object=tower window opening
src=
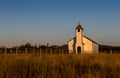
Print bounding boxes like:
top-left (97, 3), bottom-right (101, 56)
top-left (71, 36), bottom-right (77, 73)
top-left (78, 29), bottom-right (80, 32)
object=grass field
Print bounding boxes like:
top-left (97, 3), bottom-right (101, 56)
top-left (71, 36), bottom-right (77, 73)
top-left (0, 53), bottom-right (120, 78)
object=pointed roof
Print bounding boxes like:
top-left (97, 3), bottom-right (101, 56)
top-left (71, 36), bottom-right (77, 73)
top-left (83, 36), bottom-right (98, 44)
top-left (75, 22), bottom-right (83, 30)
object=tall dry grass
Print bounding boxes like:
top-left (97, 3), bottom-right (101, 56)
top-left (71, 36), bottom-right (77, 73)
top-left (0, 53), bottom-right (120, 78)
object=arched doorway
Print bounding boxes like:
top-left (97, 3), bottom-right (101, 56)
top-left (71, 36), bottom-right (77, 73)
top-left (77, 46), bottom-right (81, 53)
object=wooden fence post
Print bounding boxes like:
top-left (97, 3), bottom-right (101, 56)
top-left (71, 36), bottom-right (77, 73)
top-left (16, 48), bottom-right (18, 55)
top-left (33, 48), bottom-right (35, 54)
top-left (46, 48), bottom-right (48, 54)
top-left (62, 49), bottom-right (64, 54)
top-left (50, 49), bottom-right (52, 54)
top-left (25, 48), bottom-right (27, 54)
top-left (39, 48), bottom-right (41, 54)
top-left (10, 49), bottom-right (12, 53)
top-left (0, 49), bottom-right (1, 53)
top-left (110, 50), bottom-right (112, 54)
top-left (4, 48), bottom-right (7, 58)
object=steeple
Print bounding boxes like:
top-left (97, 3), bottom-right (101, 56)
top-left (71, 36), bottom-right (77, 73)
top-left (75, 22), bottom-right (83, 30)
top-left (78, 21), bottom-right (80, 25)
top-left (75, 22), bottom-right (84, 53)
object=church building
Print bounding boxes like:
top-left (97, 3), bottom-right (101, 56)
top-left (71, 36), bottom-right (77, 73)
top-left (68, 23), bottom-right (99, 53)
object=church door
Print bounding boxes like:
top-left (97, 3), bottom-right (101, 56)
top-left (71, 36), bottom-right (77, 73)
top-left (77, 46), bottom-right (81, 53)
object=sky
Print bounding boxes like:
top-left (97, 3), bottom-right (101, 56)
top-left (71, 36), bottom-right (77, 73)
top-left (0, 0), bottom-right (120, 47)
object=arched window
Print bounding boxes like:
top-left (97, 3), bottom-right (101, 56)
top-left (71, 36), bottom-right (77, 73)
top-left (78, 29), bottom-right (80, 32)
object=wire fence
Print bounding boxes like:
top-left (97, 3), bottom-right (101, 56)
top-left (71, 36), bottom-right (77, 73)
top-left (0, 47), bottom-right (68, 55)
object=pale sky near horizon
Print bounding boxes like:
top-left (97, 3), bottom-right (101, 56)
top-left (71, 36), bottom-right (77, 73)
top-left (0, 0), bottom-right (120, 47)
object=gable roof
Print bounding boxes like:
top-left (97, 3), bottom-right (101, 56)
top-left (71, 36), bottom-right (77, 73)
top-left (68, 36), bottom-right (98, 45)
top-left (68, 37), bottom-right (76, 42)
top-left (83, 36), bottom-right (98, 44)
top-left (75, 24), bottom-right (83, 30)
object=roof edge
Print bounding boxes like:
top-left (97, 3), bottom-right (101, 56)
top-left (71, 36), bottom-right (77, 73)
top-left (67, 37), bottom-right (76, 43)
top-left (83, 36), bottom-right (99, 44)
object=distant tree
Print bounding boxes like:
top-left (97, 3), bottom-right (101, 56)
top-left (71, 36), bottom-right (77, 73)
top-left (46, 43), bottom-right (49, 47)
top-left (61, 44), bottom-right (68, 49)
top-left (24, 43), bottom-right (32, 48)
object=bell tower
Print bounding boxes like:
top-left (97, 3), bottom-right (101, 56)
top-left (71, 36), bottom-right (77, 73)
top-left (75, 22), bottom-right (84, 53)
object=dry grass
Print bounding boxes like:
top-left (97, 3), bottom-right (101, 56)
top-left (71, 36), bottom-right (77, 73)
top-left (0, 53), bottom-right (120, 78)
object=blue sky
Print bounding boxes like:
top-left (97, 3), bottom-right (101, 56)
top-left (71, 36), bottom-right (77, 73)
top-left (0, 0), bottom-right (120, 47)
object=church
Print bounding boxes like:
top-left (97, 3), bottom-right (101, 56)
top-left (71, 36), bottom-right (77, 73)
top-left (68, 23), bottom-right (99, 53)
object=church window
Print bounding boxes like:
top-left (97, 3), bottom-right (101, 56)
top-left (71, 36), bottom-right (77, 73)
top-left (78, 29), bottom-right (80, 32)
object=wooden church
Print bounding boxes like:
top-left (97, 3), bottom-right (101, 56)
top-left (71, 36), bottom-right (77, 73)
top-left (68, 23), bottom-right (99, 53)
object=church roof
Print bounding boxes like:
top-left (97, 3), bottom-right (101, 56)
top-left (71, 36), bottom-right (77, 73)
top-left (75, 23), bottom-right (83, 30)
top-left (83, 36), bottom-right (98, 44)
top-left (68, 37), bottom-right (76, 42)
top-left (68, 36), bottom-right (98, 45)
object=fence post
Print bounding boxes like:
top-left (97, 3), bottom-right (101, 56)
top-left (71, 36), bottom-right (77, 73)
top-left (4, 48), bottom-right (7, 58)
top-left (25, 48), bottom-right (27, 54)
top-left (46, 48), bottom-right (48, 54)
top-left (33, 48), bottom-right (35, 54)
top-left (110, 50), bottom-right (112, 54)
top-left (16, 47), bottom-right (18, 55)
top-left (10, 49), bottom-right (12, 53)
top-left (50, 49), bottom-right (52, 54)
top-left (0, 49), bottom-right (1, 53)
top-left (62, 49), bottom-right (64, 54)
top-left (39, 48), bottom-right (41, 54)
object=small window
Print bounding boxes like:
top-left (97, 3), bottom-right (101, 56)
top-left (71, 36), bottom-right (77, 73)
top-left (78, 29), bottom-right (80, 32)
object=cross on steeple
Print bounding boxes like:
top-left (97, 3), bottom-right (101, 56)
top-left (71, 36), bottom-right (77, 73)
top-left (75, 21), bottom-right (83, 30)
top-left (78, 21), bottom-right (80, 25)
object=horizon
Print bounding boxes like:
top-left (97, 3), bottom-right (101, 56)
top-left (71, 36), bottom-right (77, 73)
top-left (0, 0), bottom-right (120, 47)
